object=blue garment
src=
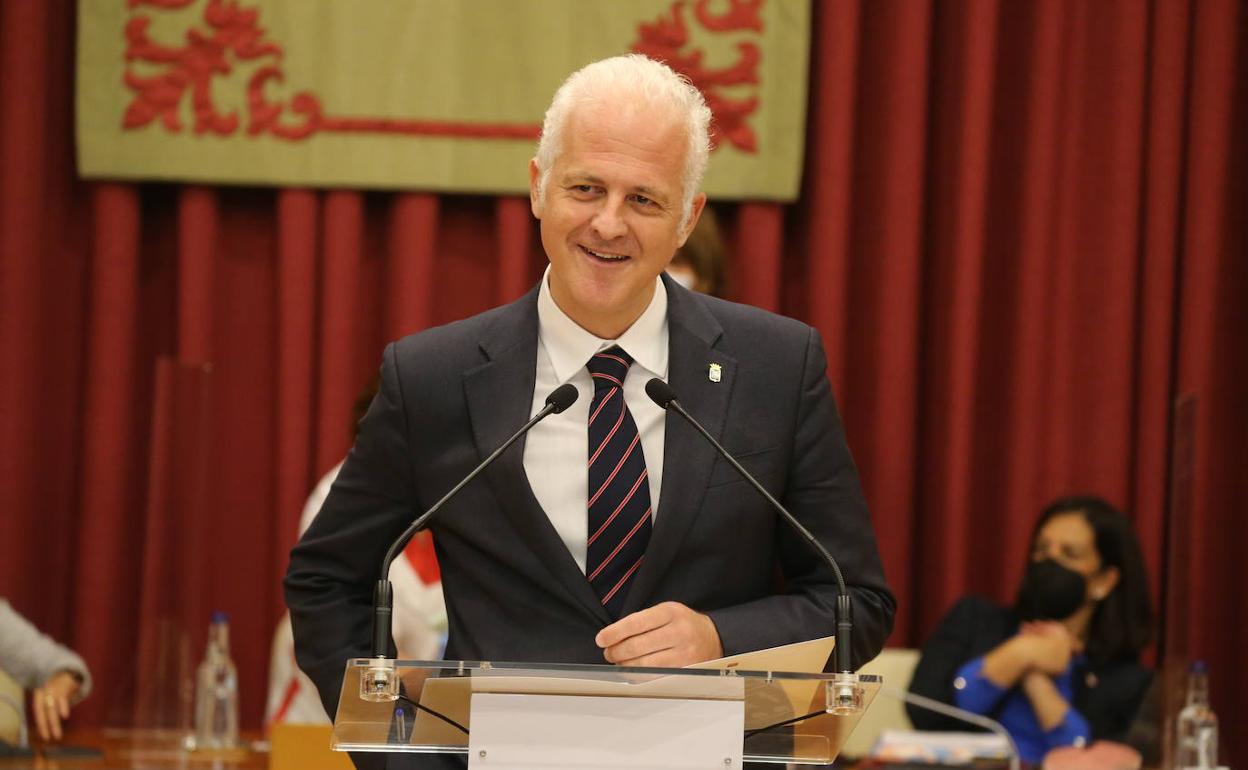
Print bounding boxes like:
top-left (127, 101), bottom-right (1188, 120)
top-left (908, 597), bottom-right (1152, 752)
top-left (953, 655), bottom-right (1091, 764)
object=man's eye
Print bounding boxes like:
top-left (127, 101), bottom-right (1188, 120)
top-left (631, 194), bottom-right (653, 206)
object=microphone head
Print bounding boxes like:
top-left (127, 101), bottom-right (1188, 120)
top-left (545, 383), bottom-right (579, 413)
top-left (644, 378), bottom-right (678, 409)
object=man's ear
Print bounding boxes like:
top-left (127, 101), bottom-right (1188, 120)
top-left (529, 159), bottom-right (544, 218)
top-left (675, 193), bottom-right (707, 248)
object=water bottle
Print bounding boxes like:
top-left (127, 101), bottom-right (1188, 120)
top-left (192, 611), bottom-right (239, 750)
top-left (1175, 661), bottom-right (1218, 769)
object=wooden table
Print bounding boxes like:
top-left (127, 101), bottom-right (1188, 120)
top-left (1, 729), bottom-right (267, 770)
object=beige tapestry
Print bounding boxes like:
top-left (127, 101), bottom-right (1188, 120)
top-left (78, 0), bottom-right (810, 199)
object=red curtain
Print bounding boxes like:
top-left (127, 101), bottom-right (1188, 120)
top-left (2, 0), bottom-right (1244, 763)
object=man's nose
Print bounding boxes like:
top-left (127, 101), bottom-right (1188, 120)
top-left (590, 197), bottom-right (628, 241)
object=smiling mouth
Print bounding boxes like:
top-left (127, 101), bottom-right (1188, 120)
top-left (580, 245), bottom-right (630, 262)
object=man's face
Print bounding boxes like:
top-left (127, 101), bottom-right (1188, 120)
top-left (530, 102), bottom-right (706, 339)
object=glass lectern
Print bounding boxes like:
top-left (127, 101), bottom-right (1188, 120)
top-left (332, 658), bottom-right (880, 768)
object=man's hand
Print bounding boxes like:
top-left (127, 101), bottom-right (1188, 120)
top-left (31, 670), bottom-right (80, 742)
top-left (595, 602), bottom-right (723, 667)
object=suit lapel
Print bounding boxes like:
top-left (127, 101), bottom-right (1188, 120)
top-left (462, 288), bottom-right (611, 626)
top-left (622, 277), bottom-right (735, 615)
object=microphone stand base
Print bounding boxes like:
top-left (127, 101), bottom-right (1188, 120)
top-left (827, 672), bottom-right (865, 715)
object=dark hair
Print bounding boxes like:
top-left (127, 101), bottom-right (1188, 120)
top-left (671, 206), bottom-right (726, 297)
top-left (1028, 495), bottom-right (1155, 663)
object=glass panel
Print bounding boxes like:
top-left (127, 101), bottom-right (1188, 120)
top-left (332, 659), bottom-right (880, 765)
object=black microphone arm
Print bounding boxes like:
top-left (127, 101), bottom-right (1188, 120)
top-left (644, 377), bottom-right (864, 711)
top-left (369, 383), bottom-right (579, 661)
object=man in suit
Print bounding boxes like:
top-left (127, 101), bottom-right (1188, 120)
top-left (285, 53), bottom-right (894, 742)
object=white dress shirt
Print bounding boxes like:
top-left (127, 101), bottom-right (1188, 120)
top-left (523, 268), bottom-right (668, 573)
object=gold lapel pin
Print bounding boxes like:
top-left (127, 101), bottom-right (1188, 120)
top-left (708, 363), bottom-right (722, 383)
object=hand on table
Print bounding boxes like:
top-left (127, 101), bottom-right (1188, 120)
top-left (31, 670), bottom-right (81, 741)
top-left (595, 601), bottom-right (723, 667)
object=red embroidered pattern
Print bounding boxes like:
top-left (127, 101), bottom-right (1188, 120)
top-left (122, 0), bottom-right (542, 141)
top-left (631, 0), bottom-right (764, 153)
top-left (121, 0), bottom-right (764, 150)
top-left (123, 0), bottom-right (280, 135)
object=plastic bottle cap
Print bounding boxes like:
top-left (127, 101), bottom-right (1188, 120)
top-left (211, 611), bottom-right (229, 624)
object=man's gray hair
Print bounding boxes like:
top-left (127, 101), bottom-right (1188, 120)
top-left (534, 54), bottom-right (712, 231)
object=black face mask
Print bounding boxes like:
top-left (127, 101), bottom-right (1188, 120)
top-left (1015, 559), bottom-right (1087, 621)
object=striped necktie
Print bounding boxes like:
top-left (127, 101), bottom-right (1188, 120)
top-left (585, 346), bottom-right (652, 618)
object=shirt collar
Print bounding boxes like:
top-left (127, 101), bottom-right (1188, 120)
top-left (537, 265), bottom-right (669, 383)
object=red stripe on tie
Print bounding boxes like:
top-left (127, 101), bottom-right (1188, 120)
top-left (588, 508), bottom-right (651, 581)
top-left (587, 401), bottom-right (627, 469)
top-left (587, 432), bottom-right (640, 508)
top-left (595, 352), bottom-right (629, 368)
top-left (587, 469), bottom-right (649, 546)
top-left (592, 372), bottom-right (625, 389)
top-left (601, 556), bottom-right (644, 605)
top-left (588, 387), bottom-right (619, 426)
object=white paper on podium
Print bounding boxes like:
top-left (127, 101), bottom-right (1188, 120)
top-left (687, 634), bottom-right (836, 674)
top-left (688, 635), bottom-right (839, 733)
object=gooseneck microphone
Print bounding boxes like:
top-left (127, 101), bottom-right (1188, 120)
top-left (370, 383), bottom-right (579, 660)
top-left (644, 378), bottom-right (860, 696)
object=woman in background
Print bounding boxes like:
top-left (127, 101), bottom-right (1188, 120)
top-left (0, 598), bottom-right (92, 742)
top-left (907, 496), bottom-right (1154, 764)
top-left (665, 205), bottom-right (725, 297)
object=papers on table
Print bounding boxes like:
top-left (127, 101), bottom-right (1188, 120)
top-left (869, 729), bottom-right (1012, 764)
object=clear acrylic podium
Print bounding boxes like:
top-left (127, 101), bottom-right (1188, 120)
top-left (332, 658), bottom-right (880, 768)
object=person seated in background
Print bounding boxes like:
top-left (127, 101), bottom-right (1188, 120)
top-left (265, 377), bottom-right (446, 725)
top-left (907, 496), bottom-right (1154, 765)
top-left (0, 598), bottom-right (92, 742)
top-left (665, 205), bottom-right (725, 297)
